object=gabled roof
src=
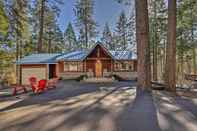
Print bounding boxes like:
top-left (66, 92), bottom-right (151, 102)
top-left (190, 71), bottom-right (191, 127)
top-left (83, 42), bottom-right (115, 60)
top-left (17, 42), bottom-right (137, 65)
top-left (17, 53), bottom-right (60, 64)
top-left (56, 50), bottom-right (87, 61)
top-left (56, 43), bottom-right (137, 61)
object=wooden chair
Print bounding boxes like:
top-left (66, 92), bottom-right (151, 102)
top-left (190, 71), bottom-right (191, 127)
top-left (34, 79), bottom-right (47, 93)
top-left (29, 77), bottom-right (37, 92)
top-left (185, 74), bottom-right (197, 90)
top-left (29, 77), bottom-right (47, 93)
top-left (47, 77), bottom-right (59, 89)
top-left (12, 84), bottom-right (28, 96)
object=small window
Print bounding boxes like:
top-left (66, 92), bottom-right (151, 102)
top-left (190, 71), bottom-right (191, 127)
top-left (64, 62), bottom-right (80, 72)
top-left (115, 62), bottom-right (119, 71)
top-left (121, 62), bottom-right (126, 70)
top-left (64, 63), bottom-right (69, 71)
top-left (69, 63), bottom-right (78, 71)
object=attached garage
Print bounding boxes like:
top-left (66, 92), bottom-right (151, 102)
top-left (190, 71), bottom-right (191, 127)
top-left (17, 54), bottom-right (60, 85)
top-left (21, 65), bottom-right (47, 84)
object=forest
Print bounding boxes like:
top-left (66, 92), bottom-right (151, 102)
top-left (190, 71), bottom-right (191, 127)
top-left (0, 0), bottom-right (196, 90)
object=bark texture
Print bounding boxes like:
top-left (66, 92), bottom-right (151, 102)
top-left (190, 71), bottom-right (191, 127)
top-left (135, 0), bottom-right (151, 89)
top-left (37, 0), bottom-right (45, 53)
top-left (165, 0), bottom-right (177, 91)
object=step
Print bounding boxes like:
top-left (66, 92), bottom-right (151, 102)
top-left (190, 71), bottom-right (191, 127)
top-left (82, 77), bottom-right (116, 83)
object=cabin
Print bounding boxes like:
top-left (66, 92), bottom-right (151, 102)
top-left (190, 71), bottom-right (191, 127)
top-left (17, 43), bottom-right (137, 84)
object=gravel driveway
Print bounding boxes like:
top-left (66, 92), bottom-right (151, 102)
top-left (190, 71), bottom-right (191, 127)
top-left (0, 81), bottom-right (137, 131)
top-left (0, 80), bottom-right (197, 131)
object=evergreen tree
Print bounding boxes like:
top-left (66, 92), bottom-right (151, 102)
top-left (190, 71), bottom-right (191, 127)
top-left (33, 0), bottom-right (63, 53)
top-left (64, 22), bottom-right (77, 51)
top-left (116, 11), bottom-right (128, 50)
top-left (52, 25), bottom-right (64, 53)
top-left (74, 0), bottom-right (97, 49)
top-left (31, 0), bottom-right (63, 53)
top-left (0, 1), bottom-right (9, 37)
top-left (111, 32), bottom-right (119, 50)
top-left (148, 0), bottom-right (167, 81)
top-left (127, 11), bottom-right (136, 52)
top-left (101, 23), bottom-right (113, 50)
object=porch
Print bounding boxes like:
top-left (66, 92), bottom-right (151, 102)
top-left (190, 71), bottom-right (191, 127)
top-left (59, 71), bottom-right (137, 81)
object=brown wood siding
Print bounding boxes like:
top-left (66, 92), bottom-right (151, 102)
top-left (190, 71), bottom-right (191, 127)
top-left (57, 44), bottom-right (137, 78)
top-left (101, 60), bottom-right (112, 72)
top-left (86, 60), bottom-right (96, 73)
top-left (21, 64), bottom-right (46, 68)
top-left (58, 61), bottom-right (64, 72)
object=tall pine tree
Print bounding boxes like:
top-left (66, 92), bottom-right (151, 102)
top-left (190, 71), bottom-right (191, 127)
top-left (74, 0), bottom-right (97, 49)
top-left (127, 11), bottom-right (136, 52)
top-left (34, 0), bottom-right (63, 53)
top-left (116, 11), bottom-right (128, 50)
top-left (64, 22), bottom-right (77, 51)
top-left (101, 23), bottom-right (113, 50)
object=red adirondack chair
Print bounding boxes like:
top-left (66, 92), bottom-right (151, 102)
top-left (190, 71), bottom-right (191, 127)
top-left (35, 79), bottom-right (47, 93)
top-left (29, 77), bottom-right (37, 92)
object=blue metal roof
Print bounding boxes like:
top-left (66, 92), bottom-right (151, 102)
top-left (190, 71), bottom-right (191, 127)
top-left (56, 50), bottom-right (87, 61)
top-left (110, 51), bottom-right (137, 60)
top-left (56, 50), bottom-right (137, 61)
top-left (17, 43), bottom-right (137, 65)
top-left (17, 54), bottom-right (60, 64)
top-left (55, 43), bottom-right (137, 61)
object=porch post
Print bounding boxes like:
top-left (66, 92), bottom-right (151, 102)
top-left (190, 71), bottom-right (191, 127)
top-left (56, 63), bottom-right (59, 77)
top-left (46, 64), bottom-right (49, 80)
top-left (111, 60), bottom-right (113, 73)
top-left (85, 60), bottom-right (87, 74)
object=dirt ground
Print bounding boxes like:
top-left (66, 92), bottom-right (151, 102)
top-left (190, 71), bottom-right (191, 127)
top-left (0, 80), bottom-right (197, 131)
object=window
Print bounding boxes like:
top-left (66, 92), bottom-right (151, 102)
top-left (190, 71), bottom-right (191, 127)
top-left (129, 62), bottom-right (134, 71)
top-left (121, 62), bottom-right (126, 70)
top-left (64, 63), bottom-right (69, 71)
top-left (69, 63), bottom-right (78, 71)
top-left (114, 61), bottom-right (134, 71)
top-left (64, 62), bottom-right (83, 72)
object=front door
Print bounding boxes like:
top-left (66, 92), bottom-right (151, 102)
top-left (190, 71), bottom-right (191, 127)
top-left (95, 60), bottom-right (102, 77)
top-left (49, 64), bottom-right (56, 79)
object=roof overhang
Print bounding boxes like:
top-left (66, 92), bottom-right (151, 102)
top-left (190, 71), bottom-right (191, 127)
top-left (82, 42), bottom-right (115, 61)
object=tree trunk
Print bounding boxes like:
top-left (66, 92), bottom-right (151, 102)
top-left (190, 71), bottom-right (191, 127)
top-left (16, 32), bottom-right (19, 84)
top-left (85, 23), bottom-right (88, 49)
top-left (192, 49), bottom-right (196, 74)
top-left (152, 0), bottom-right (158, 81)
top-left (135, 0), bottom-right (151, 90)
top-left (190, 3), bottom-right (196, 74)
top-left (153, 38), bottom-right (158, 81)
top-left (37, 0), bottom-right (45, 53)
top-left (48, 38), bottom-right (52, 53)
top-left (165, 0), bottom-right (176, 92)
top-left (123, 32), bottom-right (126, 50)
top-left (19, 40), bottom-right (22, 59)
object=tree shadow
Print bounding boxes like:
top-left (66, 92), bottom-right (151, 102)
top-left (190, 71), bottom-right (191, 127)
top-left (175, 96), bottom-right (197, 118)
top-left (154, 91), bottom-right (197, 131)
top-left (0, 81), bottom-right (102, 112)
top-left (116, 88), bottom-right (161, 131)
top-left (0, 81), bottom-right (136, 131)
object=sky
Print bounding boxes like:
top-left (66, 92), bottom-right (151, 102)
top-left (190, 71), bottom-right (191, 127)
top-left (57, 0), bottom-right (134, 38)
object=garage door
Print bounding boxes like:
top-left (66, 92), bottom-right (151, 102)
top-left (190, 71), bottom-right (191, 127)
top-left (22, 67), bottom-right (46, 84)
